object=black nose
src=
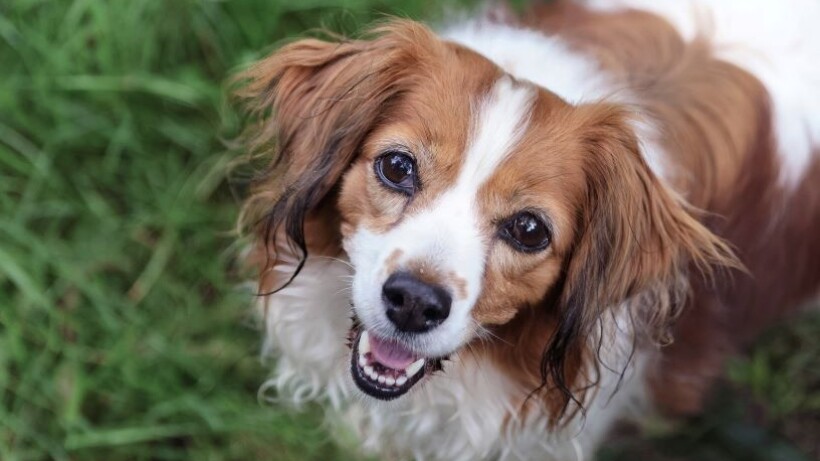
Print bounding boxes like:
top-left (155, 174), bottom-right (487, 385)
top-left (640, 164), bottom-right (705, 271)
top-left (382, 272), bottom-right (452, 333)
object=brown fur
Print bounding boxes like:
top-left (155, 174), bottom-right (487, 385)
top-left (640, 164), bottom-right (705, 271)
top-left (526, 3), bottom-right (820, 415)
top-left (481, 102), bottom-right (738, 422)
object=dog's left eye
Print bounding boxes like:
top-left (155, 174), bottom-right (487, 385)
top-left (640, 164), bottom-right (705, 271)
top-left (500, 211), bottom-right (552, 253)
top-left (375, 151), bottom-right (417, 195)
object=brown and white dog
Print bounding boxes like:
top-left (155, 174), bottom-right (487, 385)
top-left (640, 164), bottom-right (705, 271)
top-left (237, 1), bottom-right (820, 459)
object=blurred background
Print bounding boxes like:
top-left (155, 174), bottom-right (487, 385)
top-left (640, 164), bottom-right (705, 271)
top-left (0, 1), bottom-right (817, 460)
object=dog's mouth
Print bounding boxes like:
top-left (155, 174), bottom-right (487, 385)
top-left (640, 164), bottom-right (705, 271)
top-left (349, 327), bottom-right (441, 400)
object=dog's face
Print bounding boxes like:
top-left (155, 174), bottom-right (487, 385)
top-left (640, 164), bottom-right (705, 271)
top-left (240, 21), bottom-right (732, 410)
top-left (338, 74), bottom-right (592, 398)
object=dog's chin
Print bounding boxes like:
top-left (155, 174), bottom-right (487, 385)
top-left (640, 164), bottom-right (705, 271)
top-left (349, 326), bottom-right (444, 401)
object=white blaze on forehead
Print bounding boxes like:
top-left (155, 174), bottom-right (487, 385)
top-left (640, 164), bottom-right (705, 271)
top-left (398, 76), bottom-right (535, 281)
top-left (345, 77), bottom-right (535, 357)
top-left (461, 76), bottom-right (536, 187)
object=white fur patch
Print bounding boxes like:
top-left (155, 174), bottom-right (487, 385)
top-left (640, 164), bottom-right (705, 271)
top-left (258, 253), bottom-right (354, 409)
top-left (461, 76), bottom-right (536, 185)
top-left (585, 0), bottom-right (820, 187)
top-left (344, 77), bottom-right (534, 359)
top-left (443, 22), bottom-right (614, 104)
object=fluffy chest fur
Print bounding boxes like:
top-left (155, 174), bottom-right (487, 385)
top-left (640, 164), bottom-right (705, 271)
top-left (260, 255), bottom-right (649, 460)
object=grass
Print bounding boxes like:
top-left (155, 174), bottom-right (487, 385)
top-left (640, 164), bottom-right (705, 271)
top-left (0, 1), bottom-right (817, 460)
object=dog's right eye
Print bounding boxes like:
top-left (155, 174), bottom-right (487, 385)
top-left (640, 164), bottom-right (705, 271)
top-left (375, 151), bottom-right (417, 195)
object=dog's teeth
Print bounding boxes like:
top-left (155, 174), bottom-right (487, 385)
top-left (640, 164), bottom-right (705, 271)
top-left (396, 376), bottom-right (407, 386)
top-left (358, 354), bottom-right (367, 367)
top-left (405, 359), bottom-right (425, 377)
top-left (364, 365), bottom-right (374, 378)
top-left (378, 375), bottom-right (386, 384)
top-left (359, 331), bottom-right (371, 354)
top-left (386, 376), bottom-right (395, 386)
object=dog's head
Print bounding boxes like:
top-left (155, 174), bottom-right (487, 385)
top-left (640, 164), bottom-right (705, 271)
top-left (239, 21), bottom-right (735, 420)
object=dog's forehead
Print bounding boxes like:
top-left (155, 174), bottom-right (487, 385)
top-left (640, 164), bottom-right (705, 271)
top-left (365, 77), bottom-right (537, 253)
top-left (388, 77), bottom-right (582, 217)
top-left (371, 38), bottom-right (583, 175)
top-left (457, 77), bottom-right (537, 190)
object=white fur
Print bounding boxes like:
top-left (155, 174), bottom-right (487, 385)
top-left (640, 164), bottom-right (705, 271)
top-left (443, 22), bottom-right (614, 104)
top-left (259, 252), bottom-right (354, 409)
top-left (585, 0), bottom-right (820, 187)
top-left (261, 255), bottom-right (650, 461)
top-left (345, 77), bottom-right (535, 359)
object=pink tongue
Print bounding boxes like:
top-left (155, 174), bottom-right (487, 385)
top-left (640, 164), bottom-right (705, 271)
top-left (368, 333), bottom-right (418, 370)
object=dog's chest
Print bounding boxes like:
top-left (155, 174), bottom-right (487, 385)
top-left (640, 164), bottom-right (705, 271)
top-left (258, 256), bottom-right (638, 461)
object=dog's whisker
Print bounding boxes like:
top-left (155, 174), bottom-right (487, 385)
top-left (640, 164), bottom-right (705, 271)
top-left (313, 255), bottom-right (355, 269)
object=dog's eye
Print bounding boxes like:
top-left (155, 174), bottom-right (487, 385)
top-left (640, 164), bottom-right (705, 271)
top-left (500, 211), bottom-right (551, 252)
top-left (375, 151), bottom-right (417, 194)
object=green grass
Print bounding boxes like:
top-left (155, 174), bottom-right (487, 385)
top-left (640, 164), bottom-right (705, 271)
top-left (0, 1), bottom-right (817, 460)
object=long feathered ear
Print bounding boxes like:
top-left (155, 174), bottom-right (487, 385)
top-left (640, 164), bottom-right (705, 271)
top-left (540, 105), bottom-right (741, 421)
top-left (236, 21), bottom-right (441, 289)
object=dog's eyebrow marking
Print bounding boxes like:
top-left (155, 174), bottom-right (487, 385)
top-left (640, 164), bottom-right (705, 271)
top-left (459, 76), bottom-right (535, 189)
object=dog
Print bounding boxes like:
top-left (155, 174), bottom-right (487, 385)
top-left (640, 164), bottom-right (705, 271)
top-left (236, 1), bottom-right (820, 459)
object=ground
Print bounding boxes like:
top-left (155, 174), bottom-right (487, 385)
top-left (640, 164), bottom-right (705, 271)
top-left (0, 1), bottom-right (817, 460)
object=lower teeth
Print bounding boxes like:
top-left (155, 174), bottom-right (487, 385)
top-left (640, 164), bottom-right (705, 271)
top-left (360, 357), bottom-right (410, 387)
top-left (357, 332), bottom-right (426, 388)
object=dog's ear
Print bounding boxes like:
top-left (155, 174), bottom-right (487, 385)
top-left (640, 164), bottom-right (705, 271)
top-left (237, 21), bottom-right (441, 286)
top-left (540, 105), bottom-right (740, 420)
